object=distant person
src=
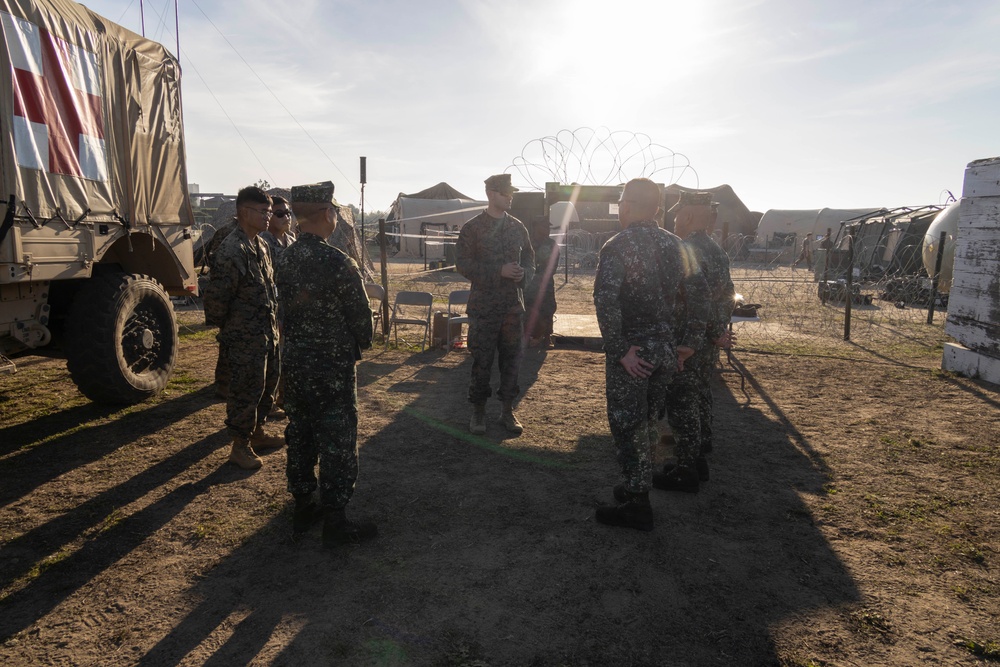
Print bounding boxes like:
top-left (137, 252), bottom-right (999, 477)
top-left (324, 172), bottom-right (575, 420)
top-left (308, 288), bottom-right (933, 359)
top-left (593, 178), bottom-right (708, 531)
top-left (792, 233), bottom-right (813, 270)
top-left (654, 191), bottom-right (735, 493)
top-left (456, 174), bottom-right (534, 435)
top-left (275, 181), bottom-right (376, 546)
top-left (202, 186), bottom-right (284, 470)
top-left (525, 217), bottom-right (559, 348)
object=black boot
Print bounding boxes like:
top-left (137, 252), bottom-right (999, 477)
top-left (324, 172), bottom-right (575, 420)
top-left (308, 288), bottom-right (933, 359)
top-left (292, 493), bottom-right (322, 536)
top-left (322, 507), bottom-right (378, 547)
top-left (652, 464), bottom-right (700, 493)
top-left (595, 493), bottom-right (654, 532)
top-left (661, 456), bottom-right (710, 482)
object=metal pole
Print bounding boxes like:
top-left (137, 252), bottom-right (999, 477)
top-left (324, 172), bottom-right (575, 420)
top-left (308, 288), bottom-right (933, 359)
top-left (927, 230), bottom-right (947, 325)
top-left (140, 0), bottom-right (145, 36)
top-left (844, 231), bottom-right (854, 341)
top-left (820, 227), bottom-right (832, 305)
top-left (378, 218), bottom-right (390, 335)
top-left (360, 157), bottom-right (367, 266)
top-left (174, 0), bottom-right (180, 62)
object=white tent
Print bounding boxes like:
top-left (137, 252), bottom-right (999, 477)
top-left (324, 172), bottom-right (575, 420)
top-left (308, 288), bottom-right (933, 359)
top-left (754, 208), bottom-right (883, 246)
top-left (387, 183), bottom-right (486, 258)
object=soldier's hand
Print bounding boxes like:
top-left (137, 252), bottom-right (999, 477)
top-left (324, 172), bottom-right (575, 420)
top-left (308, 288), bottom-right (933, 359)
top-left (676, 345), bottom-right (695, 372)
top-left (501, 262), bottom-right (524, 281)
top-left (713, 332), bottom-right (735, 349)
top-left (620, 346), bottom-right (653, 378)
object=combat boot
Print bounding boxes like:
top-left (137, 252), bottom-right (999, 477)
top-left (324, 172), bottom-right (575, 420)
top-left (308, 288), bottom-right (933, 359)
top-left (652, 464), bottom-right (700, 493)
top-left (595, 492), bottom-right (654, 532)
top-left (292, 493), bottom-right (322, 536)
top-left (613, 484), bottom-right (647, 504)
top-left (500, 401), bottom-right (523, 435)
top-left (662, 456), bottom-right (710, 482)
top-left (228, 436), bottom-right (263, 470)
top-left (251, 424), bottom-right (285, 450)
top-left (469, 403), bottom-right (487, 435)
top-left (322, 507), bottom-right (378, 547)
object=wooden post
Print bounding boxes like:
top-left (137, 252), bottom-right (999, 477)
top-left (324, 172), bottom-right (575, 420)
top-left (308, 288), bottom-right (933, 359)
top-left (844, 231), bottom-right (854, 341)
top-left (378, 218), bottom-right (390, 334)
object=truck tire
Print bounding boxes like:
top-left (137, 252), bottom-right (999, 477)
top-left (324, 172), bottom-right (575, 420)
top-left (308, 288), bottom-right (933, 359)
top-left (66, 272), bottom-right (178, 404)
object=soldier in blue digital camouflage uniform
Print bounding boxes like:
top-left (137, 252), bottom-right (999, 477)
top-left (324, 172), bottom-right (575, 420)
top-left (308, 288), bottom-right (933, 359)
top-left (593, 178), bottom-right (709, 531)
top-left (456, 174), bottom-right (534, 436)
top-left (202, 186), bottom-right (285, 471)
top-left (275, 181), bottom-right (376, 546)
top-left (654, 191), bottom-right (736, 493)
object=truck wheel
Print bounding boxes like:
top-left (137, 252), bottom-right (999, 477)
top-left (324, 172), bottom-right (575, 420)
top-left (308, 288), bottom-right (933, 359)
top-left (66, 273), bottom-right (178, 404)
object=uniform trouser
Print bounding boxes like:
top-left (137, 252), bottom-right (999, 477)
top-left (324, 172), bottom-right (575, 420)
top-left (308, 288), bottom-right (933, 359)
top-left (467, 311), bottom-right (524, 404)
top-left (284, 364), bottom-right (358, 509)
top-left (662, 347), bottom-right (717, 463)
top-left (224, 337), bottom-right (279, 440)
top-left (606, 340), bottom-right (676, 493)
top-left (215, 338), bottom-right (230, 389)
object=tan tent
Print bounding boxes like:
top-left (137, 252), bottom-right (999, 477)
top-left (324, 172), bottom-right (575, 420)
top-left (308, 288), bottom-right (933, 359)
top-left (663, 183), bottom-right (759, 238)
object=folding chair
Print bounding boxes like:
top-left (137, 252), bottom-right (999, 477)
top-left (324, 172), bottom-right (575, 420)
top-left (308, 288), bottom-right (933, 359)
top-left (365, 283), bottom-right (386, 333)
top-left (447, 289), bottom-right (471, 350)
top-left (385, 291), bottom-right (434, 351)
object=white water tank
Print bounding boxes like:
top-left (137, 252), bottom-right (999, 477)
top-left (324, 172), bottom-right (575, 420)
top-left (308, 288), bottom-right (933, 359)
top-left (922, 201), bottom-right (961, 293)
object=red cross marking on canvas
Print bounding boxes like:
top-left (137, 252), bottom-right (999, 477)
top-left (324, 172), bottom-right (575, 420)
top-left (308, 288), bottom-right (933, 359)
top-left (11, 26), bottom-right (104, 177)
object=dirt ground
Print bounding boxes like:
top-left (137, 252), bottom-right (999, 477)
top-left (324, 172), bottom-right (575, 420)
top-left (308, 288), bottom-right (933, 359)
top-left (1, 275), bottom-right (999, 666)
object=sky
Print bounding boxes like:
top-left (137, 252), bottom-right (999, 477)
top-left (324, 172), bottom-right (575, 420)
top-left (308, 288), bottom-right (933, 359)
top-left (80, 0), bottom-right (1000, 214)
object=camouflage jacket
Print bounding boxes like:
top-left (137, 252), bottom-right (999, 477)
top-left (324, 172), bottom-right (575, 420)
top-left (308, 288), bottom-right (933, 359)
top-left (684, 231), bottom-right (735, 343)
top-left (204, 218), bottom-right (237, 272)
top-left (260, 230), bottom-right (297, 257)
top-left (593, 220), bottom-right (708, 361)
top-left (456, 211), bottom-right (534, 317)
top-left (202, 226), bottom-right (278, 344)
top-left (274, 232), bottom-right (373, 367)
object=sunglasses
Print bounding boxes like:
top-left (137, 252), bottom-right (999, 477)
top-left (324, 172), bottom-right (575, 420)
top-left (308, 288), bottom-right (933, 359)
top-left (272, 210), bottom-right (291, 219)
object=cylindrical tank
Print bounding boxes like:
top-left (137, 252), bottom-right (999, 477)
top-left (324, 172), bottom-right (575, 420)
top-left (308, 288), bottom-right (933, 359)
top-left (922, 201), bottom-right (961, 293)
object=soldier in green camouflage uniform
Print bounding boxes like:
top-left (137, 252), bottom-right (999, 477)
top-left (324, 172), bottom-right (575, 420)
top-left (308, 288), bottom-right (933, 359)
top-left (593, 178), bottom-right (708, 531)
top-left (202, 186), bottom-right (284, 470)
top-left (655, 192), bottom-right (735, 492)
top-left (456, 174), bottom-right (534, 435)
top-left (204, 217), bottom-right (238, 398)
top-left (275, 181), bottom-right (376, 546)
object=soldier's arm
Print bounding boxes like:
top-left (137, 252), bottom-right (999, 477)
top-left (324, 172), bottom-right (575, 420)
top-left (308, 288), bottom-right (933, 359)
top-left (593, 248), bottom-right (628, 362)
top-left (341, 261), bottom-right (374, 351)
top-left (678, 264), bottom-right (709, 352)
top-left (518, 224), bottom-right (535, 288)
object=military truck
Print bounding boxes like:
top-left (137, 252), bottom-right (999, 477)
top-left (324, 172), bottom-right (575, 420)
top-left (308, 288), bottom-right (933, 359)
top-left (1, 0), bottom-right (198, 403)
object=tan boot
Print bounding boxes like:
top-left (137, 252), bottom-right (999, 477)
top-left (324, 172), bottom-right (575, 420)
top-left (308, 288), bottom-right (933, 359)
top-left (251, 425), bottom-right (285, 450)
top-left (500, 401), bottom-right (523, 435)
top-left (469, 403), bottom-right (486, 435)
top-left (228, 437), bottom-right (263, 470)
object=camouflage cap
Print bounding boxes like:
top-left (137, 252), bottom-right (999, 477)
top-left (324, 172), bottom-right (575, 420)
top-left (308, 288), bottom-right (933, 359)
top-left (668, 190), bottom-right (718, 213)
top-left (290, 180), bottom-right (340, 207)
top-left (484, 173), bottom-right (519, 195)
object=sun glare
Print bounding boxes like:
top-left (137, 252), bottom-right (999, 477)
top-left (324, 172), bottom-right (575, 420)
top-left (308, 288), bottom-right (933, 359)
top-left (524, 0), bottom-right (711, 84)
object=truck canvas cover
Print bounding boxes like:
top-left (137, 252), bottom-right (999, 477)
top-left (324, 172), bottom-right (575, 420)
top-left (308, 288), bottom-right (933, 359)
top-left (0, 0), bottom-right (192, 227)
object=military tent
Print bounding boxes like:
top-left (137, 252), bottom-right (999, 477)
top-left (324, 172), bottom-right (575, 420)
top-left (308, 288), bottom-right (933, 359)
top-left (386, 182), bottom-right (486, 258)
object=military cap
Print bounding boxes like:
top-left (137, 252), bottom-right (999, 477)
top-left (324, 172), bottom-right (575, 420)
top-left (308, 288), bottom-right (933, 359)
top-left (484, 173), bottom-right (519, 195)
top-left (290, 180), bottom-right (340, 207)
top-left (668, 190), bottom-right (718, 213)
